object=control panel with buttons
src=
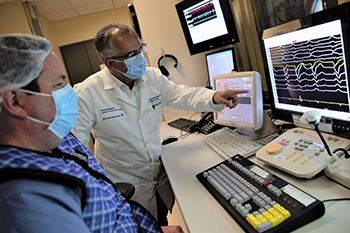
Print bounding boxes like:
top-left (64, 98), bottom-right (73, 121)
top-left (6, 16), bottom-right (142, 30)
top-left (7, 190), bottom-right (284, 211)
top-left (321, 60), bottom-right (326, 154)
top-left (255, 128), bottom-right (350, 179)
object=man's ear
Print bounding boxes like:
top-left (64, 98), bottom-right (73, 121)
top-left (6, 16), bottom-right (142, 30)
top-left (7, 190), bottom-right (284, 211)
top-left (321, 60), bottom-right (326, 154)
top-left (104, 59), bottom-right (113, 69)
top-left (0, 90), bottom-right (27, 118)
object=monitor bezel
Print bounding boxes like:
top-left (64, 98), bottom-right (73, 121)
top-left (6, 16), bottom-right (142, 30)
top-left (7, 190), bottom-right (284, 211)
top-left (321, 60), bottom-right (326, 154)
top-left (205, 47), bottom-right (238, 88)
top-left (175, 0), bottom-right (240, 55)
top-left (261, 3), bottom-right (350, 130)
top-left (212, 71), bottom-right (264, 130)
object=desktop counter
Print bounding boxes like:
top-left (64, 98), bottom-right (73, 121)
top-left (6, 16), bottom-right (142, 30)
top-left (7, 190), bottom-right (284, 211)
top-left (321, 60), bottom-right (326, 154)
top-left (159, 119), bottom-right (350, 233)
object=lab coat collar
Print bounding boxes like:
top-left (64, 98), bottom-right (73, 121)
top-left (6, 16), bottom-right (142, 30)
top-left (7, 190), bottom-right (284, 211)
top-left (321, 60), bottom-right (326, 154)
top-left (101, 67), bottom-right (151, 116)
top-left (102, 68), bottom-right (121, 90)
top-left (100, 68), bottom-right (136, 108)
top-left (103, 67), bottom-right (144, 90)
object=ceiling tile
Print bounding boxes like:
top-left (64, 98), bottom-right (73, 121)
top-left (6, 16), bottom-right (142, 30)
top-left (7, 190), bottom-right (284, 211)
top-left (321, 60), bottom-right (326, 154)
top-left (75, 1), bottom-right (114, 16)
top-left (68, 0), bottom-right (110, 8)
top-left (33, 0), bottom-right (72, 14)
top-left (1, 0), bottom-right (130, 22)
top-left (42, 9), bottom-right (79, 22)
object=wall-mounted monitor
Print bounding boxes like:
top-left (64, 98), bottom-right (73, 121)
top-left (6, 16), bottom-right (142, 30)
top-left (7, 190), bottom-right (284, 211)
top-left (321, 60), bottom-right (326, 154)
top-left (212, 71), bottom-right (264, 130)
top-left (262, 2), bottom-right (350, 137)
top-left (205, 47), bottom-right (238, 88)
top-left (175, 0), bottom-right (240, 55)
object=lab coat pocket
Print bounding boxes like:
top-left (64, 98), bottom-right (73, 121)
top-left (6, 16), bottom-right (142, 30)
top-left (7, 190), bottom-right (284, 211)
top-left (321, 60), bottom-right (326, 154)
top-left (148, 105), bottom-right (163, 127)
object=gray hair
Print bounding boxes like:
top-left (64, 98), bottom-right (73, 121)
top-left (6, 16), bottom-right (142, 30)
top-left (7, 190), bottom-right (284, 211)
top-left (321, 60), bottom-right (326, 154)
top-left (0, 33), bottom-right (51, 112)
top-left (94, 23), bottom-right (134, 61)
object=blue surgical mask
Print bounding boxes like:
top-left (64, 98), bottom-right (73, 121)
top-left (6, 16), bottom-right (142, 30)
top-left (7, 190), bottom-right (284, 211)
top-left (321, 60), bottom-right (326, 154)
top-left (20, 84), bottom-right (78, 139)
top-left (113, 52), bottom-right (147, 79)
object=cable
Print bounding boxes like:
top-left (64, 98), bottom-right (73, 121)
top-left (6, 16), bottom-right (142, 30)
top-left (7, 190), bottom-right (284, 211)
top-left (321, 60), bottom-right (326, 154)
top-left (177, 112), bottom-right (202, 140)
top-left (322, 198), bottom-right (350, 203)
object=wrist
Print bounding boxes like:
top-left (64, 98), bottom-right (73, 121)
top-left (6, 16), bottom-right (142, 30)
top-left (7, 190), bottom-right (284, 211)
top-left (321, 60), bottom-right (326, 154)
top-left (212, 93), bottom-right (217, 104)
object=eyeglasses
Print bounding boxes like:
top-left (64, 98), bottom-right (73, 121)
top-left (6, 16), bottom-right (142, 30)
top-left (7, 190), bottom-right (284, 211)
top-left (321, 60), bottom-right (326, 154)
top-left (107, 43), bottom-right (147, 61)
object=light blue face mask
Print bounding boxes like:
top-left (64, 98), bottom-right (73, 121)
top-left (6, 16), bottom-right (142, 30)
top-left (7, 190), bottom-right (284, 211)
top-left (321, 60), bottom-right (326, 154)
top-left (113, 52), bottom-right (147, 79)
top-left (20, 84), bottom-right (78, 139)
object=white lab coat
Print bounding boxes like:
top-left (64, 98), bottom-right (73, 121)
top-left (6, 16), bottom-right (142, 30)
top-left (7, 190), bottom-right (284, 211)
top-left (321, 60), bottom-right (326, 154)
top-left (72, 67), bottom-right (224, 218)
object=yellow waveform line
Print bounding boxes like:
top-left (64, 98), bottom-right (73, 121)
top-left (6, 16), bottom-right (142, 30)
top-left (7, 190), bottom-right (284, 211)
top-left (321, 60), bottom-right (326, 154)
top-left (273, 58), bottom-right (344, 70)
top-left (279, 95), bottom-right (349, 106)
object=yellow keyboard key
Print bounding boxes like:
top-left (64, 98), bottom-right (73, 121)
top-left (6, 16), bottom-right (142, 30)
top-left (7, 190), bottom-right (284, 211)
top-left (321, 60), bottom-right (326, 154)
top-left (246, 214), bottom-right (262, 229)
top-left (274, 204), bottom-right (291, 219)
top-left (268, 207), bottom-right (280, 216)
top-left (256, 214), bottom-right (268, 224)
top-left (262, 211), bottom-right (274, 220)
top-left (280, 209), bottom-right (291, 219)
top-left (269, 214), bottom-right (285, 227)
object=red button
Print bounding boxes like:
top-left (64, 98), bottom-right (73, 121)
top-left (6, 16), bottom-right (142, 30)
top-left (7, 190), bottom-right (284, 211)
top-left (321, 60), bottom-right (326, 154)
top-left (263, 181), bottom-right (269, 188)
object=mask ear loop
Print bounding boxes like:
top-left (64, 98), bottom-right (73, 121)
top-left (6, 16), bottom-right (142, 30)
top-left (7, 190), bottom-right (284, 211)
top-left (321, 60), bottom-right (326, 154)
top-left (26, 115), bottom-right (51, 125)
top-left (19, 89), bottom-right (52, 97)
top-left (19, 89), bottom-right (52, 126)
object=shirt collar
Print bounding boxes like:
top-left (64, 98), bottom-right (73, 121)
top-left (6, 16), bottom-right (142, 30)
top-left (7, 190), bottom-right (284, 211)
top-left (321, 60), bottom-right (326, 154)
top-left (104, 68), bottom-right (144, 91)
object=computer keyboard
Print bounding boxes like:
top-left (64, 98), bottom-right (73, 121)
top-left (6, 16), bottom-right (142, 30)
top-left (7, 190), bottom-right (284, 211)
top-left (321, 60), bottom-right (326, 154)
top-left (204, 127), bottom-right (262, 159)
top-left (196, 155), bottom-right (325, 233)
top-left (167, 117), bottom-right (198, 133)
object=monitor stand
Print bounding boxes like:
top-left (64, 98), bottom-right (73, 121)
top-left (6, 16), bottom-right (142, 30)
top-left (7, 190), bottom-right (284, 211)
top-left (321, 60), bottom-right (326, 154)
top-left (235, 111), bottom-right (278, 140)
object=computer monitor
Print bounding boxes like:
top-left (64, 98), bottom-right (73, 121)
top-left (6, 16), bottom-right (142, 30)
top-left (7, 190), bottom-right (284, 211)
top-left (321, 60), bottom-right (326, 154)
top-left (205, 47), bottom-right (238, 88)
top-left (212, 71), bottom-right (264, 130)
top-left (175, 0), bottom-right (240, 55)
top-left (262, 2), bottom-right (350, 136)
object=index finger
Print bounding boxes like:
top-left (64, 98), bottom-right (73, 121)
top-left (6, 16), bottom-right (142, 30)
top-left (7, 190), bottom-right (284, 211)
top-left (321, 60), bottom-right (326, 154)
top-left (230, 89), bottom-right (250, 95)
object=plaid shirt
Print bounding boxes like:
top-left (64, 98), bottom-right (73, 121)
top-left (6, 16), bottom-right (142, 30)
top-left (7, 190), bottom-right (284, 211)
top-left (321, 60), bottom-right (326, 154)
top-left (0, 133), bottom-right (162, 233)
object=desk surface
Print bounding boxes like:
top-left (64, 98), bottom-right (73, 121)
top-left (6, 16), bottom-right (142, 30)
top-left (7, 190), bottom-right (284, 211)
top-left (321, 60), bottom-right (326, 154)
top-left (160, 119), bottom-right (350, 233)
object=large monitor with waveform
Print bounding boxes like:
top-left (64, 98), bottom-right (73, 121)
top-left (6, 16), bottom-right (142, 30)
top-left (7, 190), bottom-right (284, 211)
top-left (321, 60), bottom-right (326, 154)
top-left (205, 47), bottom-right (238, 88)
top-left (175, 0), bottom-right (240, 55)
top-left (262, 3), bottom-right (350, 136)
top-left (212, 71), bottom-right (264, 130)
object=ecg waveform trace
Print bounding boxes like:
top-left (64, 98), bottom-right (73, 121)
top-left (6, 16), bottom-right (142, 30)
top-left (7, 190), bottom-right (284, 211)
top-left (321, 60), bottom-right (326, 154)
top-left (269, 34), bottom-right (350, 112)
top-left (186, 2), bottom-right (217, 27)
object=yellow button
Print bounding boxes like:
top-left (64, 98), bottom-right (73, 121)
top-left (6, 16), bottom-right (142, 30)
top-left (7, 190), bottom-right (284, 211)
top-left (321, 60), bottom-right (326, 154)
top-left (268, 208), bottom-right (280, 216)
top-left (279, 209), bottom-right (291, 219)
top-left (273, 204), bottom-right (291, 219)
top-left (246, 214), bottom-right (261, 229)
top-left (262, 211), bottom-right (274, 220)
top-left (294, 155), bottom-right (303, 162)
top-left (256, 214), bottom-right (268, 224)
top-left (266, 143), bottom-right (282, 154)
top-left (301, 157), bottom-right (311, 165)
top-left (269, 214), bottom-right (285, 227)
top-left (287, 153), bottom-right (295, 159)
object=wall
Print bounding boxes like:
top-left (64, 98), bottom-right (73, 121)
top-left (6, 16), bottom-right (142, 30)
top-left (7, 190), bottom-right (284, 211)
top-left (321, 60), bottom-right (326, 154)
top-left (0, 1), bottom-right (31, 34)
top-left (49, 7), bottom-right (131, 47)
top-left (132, 0), bottom-right (208, 87)
top-left (131, 0), bottom-right (223, 120)
top-left (43, 7), bottom-right (131, 82)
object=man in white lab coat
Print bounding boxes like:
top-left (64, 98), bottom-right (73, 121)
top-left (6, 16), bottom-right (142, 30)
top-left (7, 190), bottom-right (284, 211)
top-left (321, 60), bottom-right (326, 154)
top-left (72, 23), bottom-right (248, 225)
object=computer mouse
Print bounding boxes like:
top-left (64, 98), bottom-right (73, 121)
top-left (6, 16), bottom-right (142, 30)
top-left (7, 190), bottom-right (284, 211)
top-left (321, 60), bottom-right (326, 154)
top-left (161, 136), bottom-right (178, 145)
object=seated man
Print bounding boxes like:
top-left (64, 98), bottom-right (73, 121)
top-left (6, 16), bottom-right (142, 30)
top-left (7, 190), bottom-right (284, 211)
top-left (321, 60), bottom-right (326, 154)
top-left (0, 33), bottom-right (183, 233)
